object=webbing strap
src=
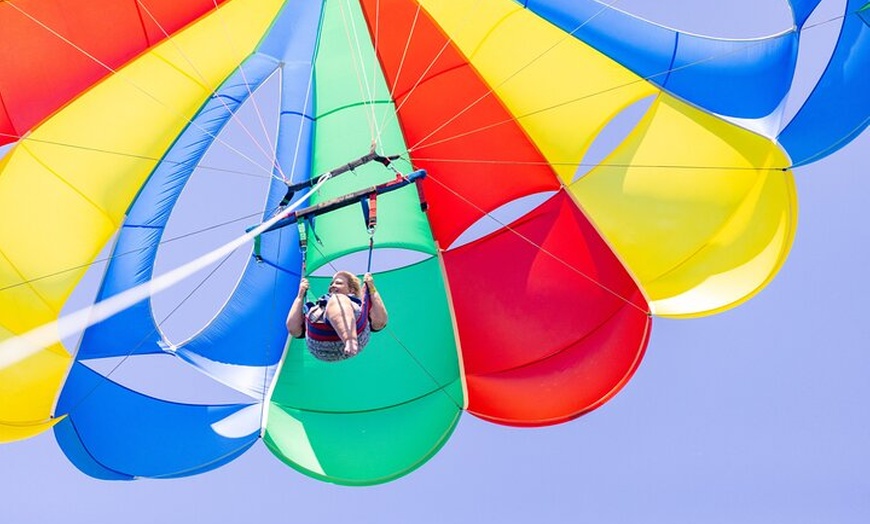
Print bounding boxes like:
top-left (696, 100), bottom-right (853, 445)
top-left (414, 177), bottom-right (428, 212)
top-left (305, 288), bottom-right (372, 342)
top-left (359, 192), bottom-right (378, 273)
top-left (253, 234), bottom-right (263, 262)
top-left (367, 193), bottom-right (378, 232)
top-left (297, 221), bottom-right (308, 276)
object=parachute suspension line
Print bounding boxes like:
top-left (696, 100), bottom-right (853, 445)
top-left (428, 174), bottom-right (651, 316)
top-left (404, 33), bottom-right (795, 168)
top-left (59, 249), bottom-right (238, 418)
top-left (0, 251), bottom-right (44, 340)
top-left (404, 51), bottom-right (786, 168)
top-left (0, 176), bottom-right (331, 371)
top-left (777, 10), bottom-right (852, 168)
top-left (410, 155), bottom-right (789, 174)
top-left (366, 0), bottom-right (403, 154)
top-left (786, 113), bottom-right (870, 168)
top-left (200, 0), bottom-right (289, 181)
top-left (135, 0), bottom-right (289, 182)
top-left (284, 55), bottom-right (319, 186)
top-left (4, 1), bottom-right (110, 79)
top-left (374, 1), bottom-right (426, 141)
top-left (400, 1), bottom-right (798, 171)
top-left (2, 1), bottom-right (282, 183)
top-left (0, 132), bottom-right (280, 181)
top-left (404, 0), bottom-right (627, 154)
top-left (383, 325), bottom-right (464, 411)
top-left (368, 0), bottom-right (385, 137)
top-left (0, 209), bottom-right (266, 295)
top-left (383, 0), bottom-right (480, 130)
top-left (337, 0), bottom-right (382, 146)
top-left (307, 239), bottom-right (342, 280)
top-left (800, 12), bottom-right (848, 32)
top-left (1, 132), bottom-right (293, 185)
top-left (385, 1), bottom-right (422, 103)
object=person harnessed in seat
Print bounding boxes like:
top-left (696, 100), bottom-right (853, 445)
top-left (286, 271), bottom-right (387, 361)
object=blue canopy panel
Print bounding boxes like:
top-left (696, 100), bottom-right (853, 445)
top-left (779, 0), bottom-right (870, 166)
top-left (76, 55), bottom-right (284, 362)
top-left (520, 0), bottom-right (798, 119)
top-left (53, 2), bottom-right (323, 480)
top-left (175, 0), bottom-right (322, 386)
top-left (260, 0), bottom-right (324, 185)
top-left (54, 362), bottom-right (258, 480)
top-left (790, 0), bottom-right (825, 28)
top-left (75, 54), bottom-right (296, 379)
top-left (74, 0), bottom-right (322, 393)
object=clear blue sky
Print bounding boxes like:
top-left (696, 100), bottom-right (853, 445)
top-left (3, 2), bottom-right (868, 523)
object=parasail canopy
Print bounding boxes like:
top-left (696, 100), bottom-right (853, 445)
top-left (0, 0), bottom-right (867, 485)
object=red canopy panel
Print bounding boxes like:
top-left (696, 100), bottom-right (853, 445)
top-left (0, 0), bottom-right (229, 146)
top-left (443, 190), bottom-right (651, 426)
top-left (360, 0), bottom-right (561, 248)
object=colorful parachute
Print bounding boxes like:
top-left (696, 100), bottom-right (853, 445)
top-left (1, 0), bottom-right (867, 484)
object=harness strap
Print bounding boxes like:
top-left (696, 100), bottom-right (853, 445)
top-left (366, 193), bottom-right (378, 232)
top-left (253, 234), bottom-right (263, 262)
top-left (414, 176), bottom-right (428, 212)
top-left (361, 192), bottom-right (378, 273)
top-left (297, 221), bottom-right (308, 276)
top-left (359, 192), bottom-right (378, 231)
top-left (304, 287), bottom-right (372, 342)
top-left (276, 148), bottom-right (401, 207)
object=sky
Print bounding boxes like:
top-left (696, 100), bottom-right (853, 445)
top-left (2, 1), bottom-right (868, 523)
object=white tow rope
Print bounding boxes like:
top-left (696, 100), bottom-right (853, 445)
top-left (0, 176), bottom-right (331, 370)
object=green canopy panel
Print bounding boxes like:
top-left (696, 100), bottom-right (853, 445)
top-left (264, 257), bottom-right (464, 484)
top-left (264, 384), bottom-right (461, 485)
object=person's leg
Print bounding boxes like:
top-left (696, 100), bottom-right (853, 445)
top-left (324, 294), bottom-right (360, 356)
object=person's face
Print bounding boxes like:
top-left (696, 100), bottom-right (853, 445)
top-left (329, 274), bottom-right (351, 295)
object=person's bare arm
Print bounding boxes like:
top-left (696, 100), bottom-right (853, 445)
top-left (364, 273), bottom-right (388, 331)
top-left (286, 278), bottom-right (309, 338)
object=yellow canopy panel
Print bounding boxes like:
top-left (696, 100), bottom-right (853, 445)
top-left (419, 0), bottom-right (657, 183)
top-left (571, 94), bottom-right (796, 317)
top-left (0, 342), bottom-right (69, 441)
top-left (0, 0), bottom-right (285, 442)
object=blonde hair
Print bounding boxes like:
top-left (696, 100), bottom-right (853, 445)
top-left (333, 270), bottom-right (362, 296)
